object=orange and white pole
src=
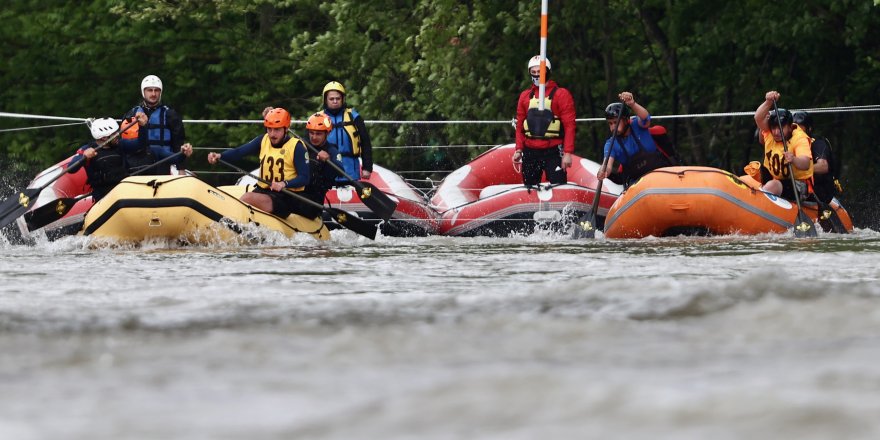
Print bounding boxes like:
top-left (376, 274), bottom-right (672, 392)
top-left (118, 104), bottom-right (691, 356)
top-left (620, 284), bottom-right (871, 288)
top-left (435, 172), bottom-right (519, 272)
top-left (538, 0), bottom-right (549, 110)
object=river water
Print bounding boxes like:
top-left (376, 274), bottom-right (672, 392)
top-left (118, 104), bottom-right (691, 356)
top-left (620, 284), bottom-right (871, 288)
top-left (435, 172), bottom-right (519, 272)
top-left (1, 228), bottom-right (880, 439)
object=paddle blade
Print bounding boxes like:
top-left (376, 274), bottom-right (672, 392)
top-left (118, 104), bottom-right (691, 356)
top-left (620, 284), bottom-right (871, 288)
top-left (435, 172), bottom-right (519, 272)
top-left (793, 209), bottom-right (818, 238)
top-left (0, 188), bottom-right (41, 229)
top-left (571, 213), bottom-right (597, 239)
top-left (23, 197), bottom-right (79, 231)
top-left (817, 204), bottom-right (848, 234)
top-left (353, 181), bottom-right (397, 221)
top-left (325, 207), bottom-right (377, 240)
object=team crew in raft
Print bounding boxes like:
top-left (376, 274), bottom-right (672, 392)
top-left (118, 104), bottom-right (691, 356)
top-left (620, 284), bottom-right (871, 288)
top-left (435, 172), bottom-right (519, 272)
top-left (596, 91), bottom-right (670, 186)
top-left (513, 55), bottom-right (576, 187)
top-left (753, 91), bottom-right (813, 201)
top-left (122, 75), bottom-right (193, 175)
top-left (207, 108), bottom-right (313, 218)
top-left (320, 81), bottom-right (373, 182)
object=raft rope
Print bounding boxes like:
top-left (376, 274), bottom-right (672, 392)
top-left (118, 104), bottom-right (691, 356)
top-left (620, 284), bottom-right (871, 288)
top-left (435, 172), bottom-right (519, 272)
top-left (3, 104), bottom-right (879, 132)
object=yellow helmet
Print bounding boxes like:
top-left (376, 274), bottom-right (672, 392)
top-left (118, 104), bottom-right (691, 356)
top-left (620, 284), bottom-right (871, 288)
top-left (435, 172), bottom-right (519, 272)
top-left (323, 81), bottom-right (346, 96)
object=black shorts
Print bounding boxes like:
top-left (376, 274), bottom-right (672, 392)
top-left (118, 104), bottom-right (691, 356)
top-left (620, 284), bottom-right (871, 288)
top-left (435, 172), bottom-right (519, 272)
top-left (521, 146), bottom-right (567, 186)
top-left (252, 187), bottom-right (323, 219)
top-left (759, 166), bottom-right (808, 201)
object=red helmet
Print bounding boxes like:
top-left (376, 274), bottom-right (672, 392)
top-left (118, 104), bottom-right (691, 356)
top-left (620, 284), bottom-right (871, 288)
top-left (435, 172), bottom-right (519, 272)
top-left (305, 112), bottom-right (332, 132)
top-left (264, 108), bottom-right (291, 128)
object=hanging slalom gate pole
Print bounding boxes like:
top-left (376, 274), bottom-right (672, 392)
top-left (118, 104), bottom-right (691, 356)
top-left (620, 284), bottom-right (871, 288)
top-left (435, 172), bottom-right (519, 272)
top-left (537, 0), bottom-right (549, 111)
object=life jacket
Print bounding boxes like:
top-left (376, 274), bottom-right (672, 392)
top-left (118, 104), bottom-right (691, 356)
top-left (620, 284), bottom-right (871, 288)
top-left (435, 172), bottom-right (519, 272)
top-left (524, 87), bottom-right (562, 139)
top-left (611, 124), bottom-right (680, 184)
top-left (257, 134), bottom-right (305, 191)
top-left (86, 143), bottom-right (128, 191)
top-left (617, 126), bottom-right (671, 183)
top-left (326, 109), bottom-right (362, 157)
top-left (138, 105), bottom-right (173, 148)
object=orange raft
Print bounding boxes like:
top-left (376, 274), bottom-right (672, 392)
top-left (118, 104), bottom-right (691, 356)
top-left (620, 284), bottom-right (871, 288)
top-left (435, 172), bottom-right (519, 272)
top-left (603, 166), bottom-right (854, 238)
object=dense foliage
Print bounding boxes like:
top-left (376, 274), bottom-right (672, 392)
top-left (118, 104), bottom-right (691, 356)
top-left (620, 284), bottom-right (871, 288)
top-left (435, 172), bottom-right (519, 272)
top-left (2, 0), bottom-right (879, 224)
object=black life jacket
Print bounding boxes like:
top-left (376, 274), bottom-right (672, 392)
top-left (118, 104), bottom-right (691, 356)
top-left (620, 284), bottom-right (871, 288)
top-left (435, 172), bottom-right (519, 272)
top-left (87, 143), bottom-right (129, 197)
top-left (524, 87), bottom-right (562, 139)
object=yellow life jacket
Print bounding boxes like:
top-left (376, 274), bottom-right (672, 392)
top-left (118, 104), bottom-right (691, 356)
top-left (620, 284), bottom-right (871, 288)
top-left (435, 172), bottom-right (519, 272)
top-left (762, 126), bottom-right (813, 181)
top-left (257, 135), bottom-right (305, 191)
top-left (524, 88), bottom-right (562, 139)
top-left (341, 109), bottom-right (362, 156)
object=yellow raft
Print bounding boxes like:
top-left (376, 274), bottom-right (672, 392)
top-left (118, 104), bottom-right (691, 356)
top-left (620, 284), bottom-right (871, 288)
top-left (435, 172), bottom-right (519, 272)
top-left (82, 175), bottom-right (329, 243)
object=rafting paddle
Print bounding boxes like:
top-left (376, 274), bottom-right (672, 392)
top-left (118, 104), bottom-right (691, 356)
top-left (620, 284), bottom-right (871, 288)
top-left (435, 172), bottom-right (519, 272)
top-left (218, 158), bottom-right (377, 240)
top-left (290, 129), bottom-right (397, 221)
top-left (572, 105), bottom-right (627, 239)
top-left (23, 151), bottom-right (186, 232)
top-left (0, 118), bottom-right (139, 230)
top-left (813, 196), bottom-right (848, 234)
top-left (771, 100), bottom-right (818, 238)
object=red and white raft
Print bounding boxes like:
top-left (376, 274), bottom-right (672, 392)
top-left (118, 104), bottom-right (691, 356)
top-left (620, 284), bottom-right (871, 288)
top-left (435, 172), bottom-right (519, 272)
top-left (14, 156), bottom-right (94, 241)
top-left (430, 144), bottom-right (622, 236)
top-left (324, 164), bottom-right (439, 237)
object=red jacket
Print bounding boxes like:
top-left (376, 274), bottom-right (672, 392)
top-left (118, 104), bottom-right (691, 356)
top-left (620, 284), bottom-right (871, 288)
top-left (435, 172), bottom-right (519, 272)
top-left (515, 81), bottom-right (576, 153)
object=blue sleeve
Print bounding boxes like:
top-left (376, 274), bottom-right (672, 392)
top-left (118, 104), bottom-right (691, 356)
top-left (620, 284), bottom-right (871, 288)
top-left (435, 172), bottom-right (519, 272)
top-left (635, 114), bottom-right (651, 128)
top-left (220, 136), bottom-right (263, 163)
top-left (286, 143), bottom-right (310, 188)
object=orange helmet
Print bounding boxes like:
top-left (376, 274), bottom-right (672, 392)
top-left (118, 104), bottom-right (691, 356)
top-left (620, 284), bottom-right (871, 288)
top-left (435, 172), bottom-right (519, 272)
top-left (264, 107), bottom-right (291, 128)
top-left (306, 112), bottom-right (332, 132)
top-left (121, 116), bottom-right (140, 139)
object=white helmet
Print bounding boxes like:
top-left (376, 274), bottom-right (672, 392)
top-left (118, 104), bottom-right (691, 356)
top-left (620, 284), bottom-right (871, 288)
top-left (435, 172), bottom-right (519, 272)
top-left (89, 118), bottom-right (119, 140)
top-left (528, 55), bottom-right (551, 71)
top-left (141, 75), bottom-right (163, 97)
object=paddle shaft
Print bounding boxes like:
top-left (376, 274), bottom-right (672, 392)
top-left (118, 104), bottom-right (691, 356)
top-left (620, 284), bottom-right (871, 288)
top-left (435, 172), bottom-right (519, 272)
top-left (289, 128), bottom-right (397, 221)
top-left (291, 129), bottom-right (359, 183)
top-left (218, 159), bottom-right (323, 210)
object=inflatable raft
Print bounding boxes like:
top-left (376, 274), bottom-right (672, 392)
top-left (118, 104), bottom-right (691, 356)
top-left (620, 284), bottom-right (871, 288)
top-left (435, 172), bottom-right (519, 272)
top-left (323, 164), bottom-right (439, 237)
top-left (430, 144), bottom-right (622, 236)
top-left (81, 175), bottom-right (329, 244)
top-left (603, 166), bottom-right (854, 238)
top-left (13, 155), bottom-right (94, 241)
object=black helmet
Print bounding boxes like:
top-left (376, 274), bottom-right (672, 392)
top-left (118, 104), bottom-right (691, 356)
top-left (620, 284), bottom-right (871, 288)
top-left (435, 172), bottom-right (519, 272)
top-left (792, 111), bottom-right (812, 128)
top-left (768, 108), bottom-right (793, 126)
top-left (605, 102), bottom-right (626, 119)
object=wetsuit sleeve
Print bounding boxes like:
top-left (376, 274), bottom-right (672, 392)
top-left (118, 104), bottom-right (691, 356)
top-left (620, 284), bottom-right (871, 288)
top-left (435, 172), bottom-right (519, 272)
top-left (220, 136), bottom-right (263, 163)
top-left (165, 107), bottom-right (186, 151)
top-left (166, 107), bottom-right (187, 167)
top-left (353, 114), bottom-right (372, 172)
top-left (554, 87), bottom-right (577, 154)
top-left (286, 142), bottom-right (310, 188)
top-left (515, 89), bottom-right (529, 150)
top-left (812, 138), bottom-right (831, 162)
top-left (67, 153), bottom-right (87, 173)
